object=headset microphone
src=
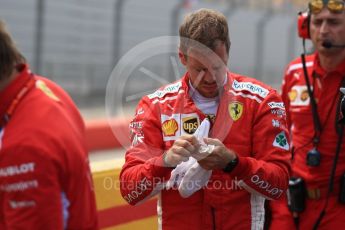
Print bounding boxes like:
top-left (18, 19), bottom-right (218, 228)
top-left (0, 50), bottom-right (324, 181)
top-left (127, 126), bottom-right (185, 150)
top-left (322, 41), bottom-right (345, 49)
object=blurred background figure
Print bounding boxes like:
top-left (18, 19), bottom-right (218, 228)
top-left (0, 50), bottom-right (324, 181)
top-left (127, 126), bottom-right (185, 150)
top-left (0, 20), bottom-right (98, 229)
top-left (271, 0), bottom-right (345, 229)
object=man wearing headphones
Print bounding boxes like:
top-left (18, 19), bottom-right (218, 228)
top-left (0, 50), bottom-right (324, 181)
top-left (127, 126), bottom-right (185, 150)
top-left (271, 0), bottom-right (345, 229)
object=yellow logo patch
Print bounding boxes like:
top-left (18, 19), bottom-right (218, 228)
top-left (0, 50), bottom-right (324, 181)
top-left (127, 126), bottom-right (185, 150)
top-left (300, 89), bottom-right (309, 101)
top-left (182, 117), bottom-right (199, 134)
top-left (36, 80), bottom-right (60, 101)
top-left (229, 102), bottom-right (243, 121)
top-left (162, 119), bottom-right (178, 136)
top-left (288, 89), bottom-right (297, 102)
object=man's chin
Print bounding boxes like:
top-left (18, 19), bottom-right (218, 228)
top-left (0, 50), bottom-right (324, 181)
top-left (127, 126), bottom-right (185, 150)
top-left (200, 90), bottom-right (219, 98)
top-left (319, 47), bottom-right (340, 56)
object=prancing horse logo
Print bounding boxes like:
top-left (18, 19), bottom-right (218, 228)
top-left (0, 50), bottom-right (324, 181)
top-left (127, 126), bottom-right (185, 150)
top-left (229, 102), bottom-right (243, 121)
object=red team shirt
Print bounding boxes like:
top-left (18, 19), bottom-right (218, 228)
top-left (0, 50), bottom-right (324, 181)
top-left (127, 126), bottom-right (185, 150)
top-left (277, 53), bottom-right (345, 229)
top-left (282, 53), bottom-right (345, 190)
top-left (0, 65), bottom-right (98, 229)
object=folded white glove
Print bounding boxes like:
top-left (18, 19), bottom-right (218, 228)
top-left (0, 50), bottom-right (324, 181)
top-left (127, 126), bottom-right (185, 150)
top-left (165, 119), bottom-right (214, 197)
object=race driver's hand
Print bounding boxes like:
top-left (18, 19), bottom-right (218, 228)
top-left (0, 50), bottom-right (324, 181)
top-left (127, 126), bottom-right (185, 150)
top-left (163, 135), bottom-right (199, 167)
top-left (198, 137), bottom-right (237, 170)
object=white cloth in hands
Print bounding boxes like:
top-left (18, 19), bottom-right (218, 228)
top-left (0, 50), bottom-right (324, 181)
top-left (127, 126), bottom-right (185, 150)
top-left (165, 119), bottom-right (214, 198)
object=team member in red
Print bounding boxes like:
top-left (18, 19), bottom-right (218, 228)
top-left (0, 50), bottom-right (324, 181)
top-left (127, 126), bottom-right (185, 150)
top-left (271, 0), bottom-right (345, 229)
top-left (0, 21), bottom-right (98, 229)
top-left (120, 9), bottom-right (291, 229)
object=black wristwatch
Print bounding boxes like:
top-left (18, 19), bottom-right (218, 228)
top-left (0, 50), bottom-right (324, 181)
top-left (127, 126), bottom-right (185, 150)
top-left (223, 157), bottom-right (239, 173)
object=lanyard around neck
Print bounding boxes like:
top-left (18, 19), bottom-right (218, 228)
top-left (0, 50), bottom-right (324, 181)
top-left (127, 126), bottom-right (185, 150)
top-left (301, 54), bottom-right (322, 146)
top-left (1, 77), bottom-right (36, 126)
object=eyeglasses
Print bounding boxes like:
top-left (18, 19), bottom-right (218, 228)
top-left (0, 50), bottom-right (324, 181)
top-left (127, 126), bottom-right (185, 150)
top-left (309, 0), bottom-right (345, 14)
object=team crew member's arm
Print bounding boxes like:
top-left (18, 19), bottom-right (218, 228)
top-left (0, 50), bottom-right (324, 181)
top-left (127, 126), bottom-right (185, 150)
top-left (0, 145), bottom-right (65, 229)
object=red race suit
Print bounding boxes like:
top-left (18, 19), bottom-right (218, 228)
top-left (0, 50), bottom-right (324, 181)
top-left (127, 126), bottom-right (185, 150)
top-left (120, 71), bottom-right (291, 230)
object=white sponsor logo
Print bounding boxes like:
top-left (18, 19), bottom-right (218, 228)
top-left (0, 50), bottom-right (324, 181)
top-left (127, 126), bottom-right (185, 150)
top-left (273, 131), bottom-right (289, 151)
top-left (131, 133), bottom-right (144, 146)
top-left (129, 121), bottom-right (143, 129)
top-left (272, 119), bottom-right (280, 128)
top-left (148, 81), bottom-right (182, 99)
top-left (0, 180), bottom-right (39, 192)
top-left (268, 102), bottom-right (285, 109)
top-left (271, 109), bottom-right (286, 118)
top-left (9, 200), bottom-right (36, 209)
top-left (232, 80), bottom-right (269, 98)
top-left (123, 177), bottom-right (151, 203)
top-left (250, 175), bottom-right (283, 198)
top-left (0, 162), bottom-right (35, 177)
top-left (136, 108), bottom-right (144, 115)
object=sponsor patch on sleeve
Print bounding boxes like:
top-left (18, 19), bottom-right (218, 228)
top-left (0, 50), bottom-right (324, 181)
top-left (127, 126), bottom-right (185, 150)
top-left (129, 119), bottom-right (144, 147)
top-left (232, 80), bottom-right (269, 98)
top-left (273, 131), bottom-right (289, 150)
top-left (272, 119), bottom-right (281, 128)
top-left (148, 81), bottom-right (182, 99)
top-left (271, 109), bottom-right (286, 118)
top-left (267, 102), bottom-right (285, 110)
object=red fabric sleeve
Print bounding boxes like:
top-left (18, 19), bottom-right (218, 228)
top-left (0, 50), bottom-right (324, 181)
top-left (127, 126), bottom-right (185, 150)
top-left (230, 90), bottom-right (291, 200)
top-left (120, 97), bottom-right (172, 205)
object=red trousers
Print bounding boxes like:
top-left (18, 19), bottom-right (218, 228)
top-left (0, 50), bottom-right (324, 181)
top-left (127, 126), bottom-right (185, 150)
top-left (270, 195), bottom-right (345, 230)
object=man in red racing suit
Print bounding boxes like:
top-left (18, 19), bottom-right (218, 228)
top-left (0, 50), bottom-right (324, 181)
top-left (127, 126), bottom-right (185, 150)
top-left (120, 73), bottom-right (291, 229)
top-left (120, 8), bottom-right (291, 230)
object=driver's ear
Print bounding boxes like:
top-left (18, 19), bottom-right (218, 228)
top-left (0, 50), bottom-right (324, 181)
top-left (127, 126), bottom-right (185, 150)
top-left (178, 49), bottom-right (187, 66)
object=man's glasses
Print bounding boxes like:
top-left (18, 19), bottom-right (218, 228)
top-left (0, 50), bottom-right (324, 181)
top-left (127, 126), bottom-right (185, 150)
top-left (309, 0), bottom-right (345, 14)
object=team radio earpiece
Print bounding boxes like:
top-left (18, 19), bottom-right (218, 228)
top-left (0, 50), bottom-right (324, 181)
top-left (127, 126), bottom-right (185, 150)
top-left (297, 0), bottom-right (345, 47)
top-left (297, 9), bottom-right (345, 48)
top-left (297, 11), bottom-right (311, 40)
